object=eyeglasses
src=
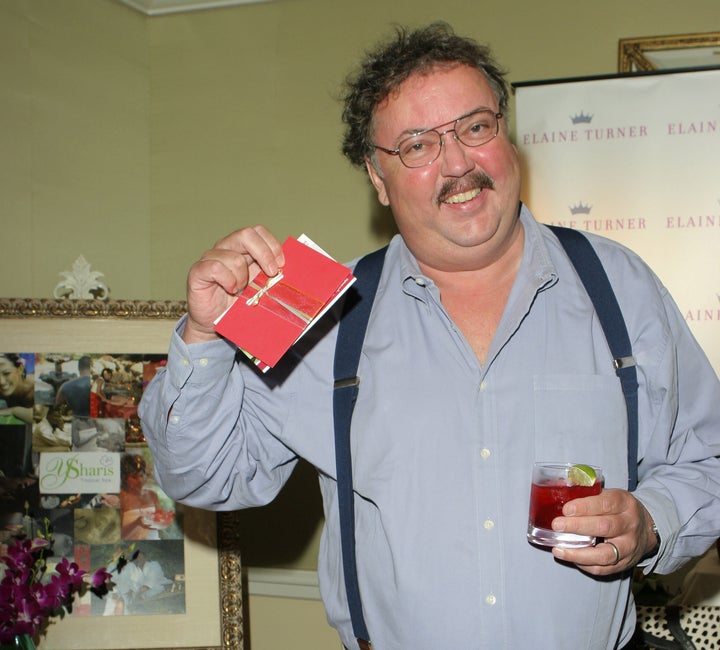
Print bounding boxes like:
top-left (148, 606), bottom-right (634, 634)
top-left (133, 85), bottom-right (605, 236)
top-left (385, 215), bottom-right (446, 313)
top-left (373, 108), bottom-right (503, 168)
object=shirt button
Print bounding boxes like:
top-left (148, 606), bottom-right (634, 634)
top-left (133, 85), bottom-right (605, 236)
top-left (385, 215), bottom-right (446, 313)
top-left (480, 381), bottom-right (488, 392)
top-left (485, 594), bottom-right (497, 606)
top-left (415, 277), bottom-right (426, 286)
top-left (170, 415), bottom-right (180, 424)
top-left (181, 357), bottom-right (189, 367)
top-left (480, 448), bottom-right (491, 460)
top-left (483, 519), bottom-right (495, 530)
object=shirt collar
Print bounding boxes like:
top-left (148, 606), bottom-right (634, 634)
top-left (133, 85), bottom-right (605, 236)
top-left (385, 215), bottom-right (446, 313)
top-left (391, 202), bottom-right (558, 298)
top-left (516, 203), bottom-right (559, 291)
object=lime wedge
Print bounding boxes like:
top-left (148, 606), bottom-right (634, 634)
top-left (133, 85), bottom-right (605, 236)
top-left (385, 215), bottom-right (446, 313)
top-left (568, 464), bottom-right (597, 487)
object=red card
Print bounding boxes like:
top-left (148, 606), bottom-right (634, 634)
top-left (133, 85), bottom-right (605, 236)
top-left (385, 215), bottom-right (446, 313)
top-left (214, 236), bottom-right (355, 370)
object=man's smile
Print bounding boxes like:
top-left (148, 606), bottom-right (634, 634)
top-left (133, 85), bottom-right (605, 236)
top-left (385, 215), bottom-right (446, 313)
top-left (442, 187), bottom-right (484, 204)
top-left (437, 170), bottom-right (495, 206)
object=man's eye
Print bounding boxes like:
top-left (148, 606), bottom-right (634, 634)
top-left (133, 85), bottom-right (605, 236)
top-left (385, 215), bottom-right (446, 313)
top-left (468, 120), bottom-right (490, 133)
top-left (400, 137), bottom-right (435, 157)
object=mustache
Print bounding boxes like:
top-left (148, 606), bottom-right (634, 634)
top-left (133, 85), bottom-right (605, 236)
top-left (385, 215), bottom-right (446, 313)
top-left (437, 171), bottom-right (495, 204)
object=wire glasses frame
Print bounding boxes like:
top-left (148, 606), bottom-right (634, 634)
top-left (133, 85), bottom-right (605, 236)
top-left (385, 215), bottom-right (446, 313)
top-left (372, 108), bottom-right (503, 168)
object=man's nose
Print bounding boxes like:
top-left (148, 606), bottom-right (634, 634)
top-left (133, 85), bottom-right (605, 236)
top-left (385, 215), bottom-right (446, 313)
top-left (439, 130), bottom-right (474, 176)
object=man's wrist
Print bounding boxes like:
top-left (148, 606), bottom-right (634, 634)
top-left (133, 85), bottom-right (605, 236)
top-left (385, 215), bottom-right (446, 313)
top-left (650, 520), bottom-right (661, 553)
top-left (182, 317), bottom-right (221, 344)
top-left (638, 497), bottom-right (661, 560)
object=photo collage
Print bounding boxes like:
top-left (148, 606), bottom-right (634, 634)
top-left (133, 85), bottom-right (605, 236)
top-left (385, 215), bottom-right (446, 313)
top-left (0, 352), bottom-right (186, 617)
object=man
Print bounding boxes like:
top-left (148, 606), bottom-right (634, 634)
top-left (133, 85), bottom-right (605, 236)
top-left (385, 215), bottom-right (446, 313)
top-left (139, 23), bottom-right (720, 649)
top-left (55, 355), bottom-right (92, 417)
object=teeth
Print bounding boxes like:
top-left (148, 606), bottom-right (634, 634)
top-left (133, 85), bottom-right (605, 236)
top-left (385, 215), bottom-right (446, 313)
top-left (443, 188), bottom-right (482, 204)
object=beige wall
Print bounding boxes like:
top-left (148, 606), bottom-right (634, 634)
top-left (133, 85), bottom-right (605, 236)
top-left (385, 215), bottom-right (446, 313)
top-left (2, 0), bottom-right (150, 298)
top-left (247, 594), bottom-right (339, 650)
top-left (2, 1), bottom-right (718, 648)
top-left (3, 0), bottom-right (718, 299)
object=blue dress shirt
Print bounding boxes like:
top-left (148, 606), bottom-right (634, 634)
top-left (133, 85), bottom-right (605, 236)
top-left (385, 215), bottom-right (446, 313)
top-left (139, 205), bottom-right (720, 649)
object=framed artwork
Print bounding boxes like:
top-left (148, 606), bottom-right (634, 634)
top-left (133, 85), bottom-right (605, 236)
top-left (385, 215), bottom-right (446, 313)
top-left (0, 299), bottom-right (243, 650)
top-left (618, 31), bottom-right (720, 72)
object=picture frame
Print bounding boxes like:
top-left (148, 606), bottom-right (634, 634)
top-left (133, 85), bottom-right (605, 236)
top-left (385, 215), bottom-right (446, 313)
top-left (618, 31), bottom-right (720, 72)
top-left (0, 298), bottom-right (244, 650)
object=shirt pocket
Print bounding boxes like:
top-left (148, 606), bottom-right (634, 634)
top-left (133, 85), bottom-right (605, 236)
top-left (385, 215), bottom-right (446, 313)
top-left (532, 374), bottom-right (628, 488)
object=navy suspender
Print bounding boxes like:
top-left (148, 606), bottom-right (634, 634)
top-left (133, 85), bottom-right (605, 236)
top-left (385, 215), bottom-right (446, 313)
top-left (333, 246), bottom-right (388, 650)
top-left (332, 227), bottom-right (638, 648)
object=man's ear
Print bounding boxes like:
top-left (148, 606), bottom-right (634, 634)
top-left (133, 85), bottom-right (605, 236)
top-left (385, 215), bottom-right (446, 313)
top-left (365, 158), bottom-right (390, 207)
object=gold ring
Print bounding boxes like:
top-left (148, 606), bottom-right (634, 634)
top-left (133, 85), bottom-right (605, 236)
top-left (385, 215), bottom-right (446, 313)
top-left (606, 541), bottom-right (620, 565)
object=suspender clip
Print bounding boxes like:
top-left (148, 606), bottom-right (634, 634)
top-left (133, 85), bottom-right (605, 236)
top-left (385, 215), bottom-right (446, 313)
top-left (334, 376), bottom-right (360, 389)
top-left (613, 355), bottom-right (636, 370)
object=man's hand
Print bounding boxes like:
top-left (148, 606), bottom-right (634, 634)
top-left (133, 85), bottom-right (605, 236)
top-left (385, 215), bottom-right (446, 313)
top-left (183, 225), bottom-right (285, 344)
top-left (550, 488), bottom-right (659, 575)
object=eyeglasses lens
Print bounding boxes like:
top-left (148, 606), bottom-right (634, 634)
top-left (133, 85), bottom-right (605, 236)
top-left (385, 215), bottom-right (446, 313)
top-left (397, 110), bottom-right (500, 167)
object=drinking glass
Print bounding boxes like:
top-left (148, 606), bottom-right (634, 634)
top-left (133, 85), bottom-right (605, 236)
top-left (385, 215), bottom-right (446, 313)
top-left (526, 462), bottom-right (603, 548)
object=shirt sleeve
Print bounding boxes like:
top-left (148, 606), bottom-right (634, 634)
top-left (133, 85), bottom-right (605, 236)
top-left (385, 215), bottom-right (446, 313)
top-left (138, 316), bottom-right (298, 510)
top-left (633, 287), bottom-right (720, 575)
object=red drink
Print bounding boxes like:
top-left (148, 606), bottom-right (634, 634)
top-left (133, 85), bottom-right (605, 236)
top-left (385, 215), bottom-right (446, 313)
top-left (529, 479), bottom-right (601, 529)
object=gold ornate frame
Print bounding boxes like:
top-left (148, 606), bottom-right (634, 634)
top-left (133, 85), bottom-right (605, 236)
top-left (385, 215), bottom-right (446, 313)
top-left (0, 299), bottom-right (244, 650)
top-left (618, 32), bottom-right (720, 72)
top-left (0, 298), bottom-right (187, 319)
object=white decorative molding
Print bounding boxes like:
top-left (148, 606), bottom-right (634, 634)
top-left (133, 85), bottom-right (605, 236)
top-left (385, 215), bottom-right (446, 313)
top-left (245, 567), bottom-right (321, 600)
top-left (117, 0), bottom-right (276, 16)
top-left (53, 255), bottom-right (110, 300)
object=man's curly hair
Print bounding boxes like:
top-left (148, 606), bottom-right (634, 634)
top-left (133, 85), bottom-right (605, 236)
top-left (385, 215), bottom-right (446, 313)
top-left (340, 22), bottom-right (510, 168)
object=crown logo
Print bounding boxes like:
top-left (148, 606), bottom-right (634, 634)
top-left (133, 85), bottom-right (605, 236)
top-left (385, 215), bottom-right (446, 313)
top-left (570, 111), bottom-right (593, 124)
top-left (569, 202), bottom-right (592, 215)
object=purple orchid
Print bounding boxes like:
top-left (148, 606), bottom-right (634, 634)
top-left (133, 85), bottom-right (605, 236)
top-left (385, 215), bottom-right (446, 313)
top-left (84, 567), bottom-right (113, 589)
top-left (0, 530), bottom-right (118, 644)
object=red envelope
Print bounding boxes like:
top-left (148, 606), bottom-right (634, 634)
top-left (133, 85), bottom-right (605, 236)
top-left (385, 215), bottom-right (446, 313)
top-left (214, 236), bottom-right (355, 370)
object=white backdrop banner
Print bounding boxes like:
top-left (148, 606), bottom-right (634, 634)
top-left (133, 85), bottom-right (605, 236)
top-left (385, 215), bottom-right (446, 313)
top-left (514, 68), bottom-right (720, 375)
